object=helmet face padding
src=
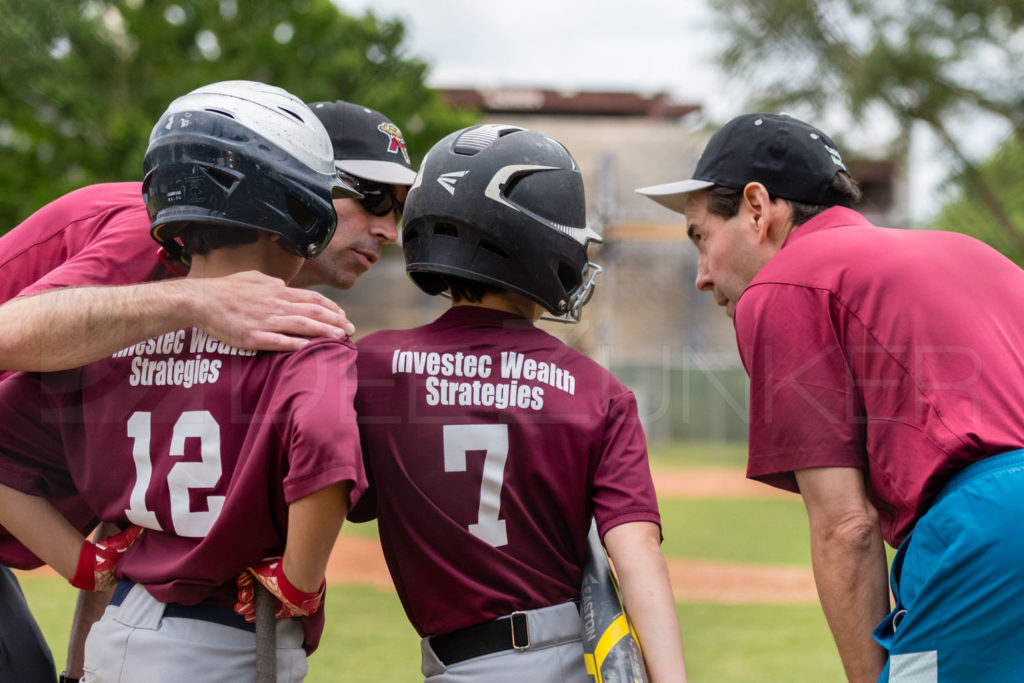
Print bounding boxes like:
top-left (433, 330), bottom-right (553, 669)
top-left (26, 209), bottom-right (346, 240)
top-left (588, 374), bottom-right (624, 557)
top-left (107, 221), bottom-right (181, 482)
top-left (402, 124), bottom-right (602, 321)
top-left (143, 80), bottom-right (356, 266)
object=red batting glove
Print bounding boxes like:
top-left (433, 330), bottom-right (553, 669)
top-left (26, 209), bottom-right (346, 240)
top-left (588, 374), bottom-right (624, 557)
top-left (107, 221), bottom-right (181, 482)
top-left (234, 557), bottom-right (325, 623)
top-left (69, 526), bottom-right (144, 591)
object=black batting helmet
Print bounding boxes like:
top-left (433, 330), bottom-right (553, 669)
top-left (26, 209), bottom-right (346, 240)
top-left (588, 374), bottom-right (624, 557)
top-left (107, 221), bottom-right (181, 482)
top-left (143, 80), bottom-right (359, 267)
top-left (402, 124), bottom-right (602, 322)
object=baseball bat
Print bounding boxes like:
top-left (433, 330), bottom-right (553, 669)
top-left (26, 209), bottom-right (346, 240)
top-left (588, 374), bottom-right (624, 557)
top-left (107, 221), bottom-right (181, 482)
top-left (254, 582), bottom-right (277, 683)
top-left (580, 519), bottom-right (649, 683)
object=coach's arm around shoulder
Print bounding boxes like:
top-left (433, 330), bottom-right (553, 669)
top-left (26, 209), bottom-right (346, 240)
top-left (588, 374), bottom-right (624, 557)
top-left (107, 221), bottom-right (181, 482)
top-left (795, 466), bottom-right (889, 683)
top-left (0, 271), bottom-right (354, 372)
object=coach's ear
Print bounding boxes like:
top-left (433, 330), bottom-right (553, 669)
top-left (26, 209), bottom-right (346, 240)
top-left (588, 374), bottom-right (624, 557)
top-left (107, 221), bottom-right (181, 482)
top-left (740, 183), bottom-right (770, 241)
top-left (742, 182), bottom-right (794, 248)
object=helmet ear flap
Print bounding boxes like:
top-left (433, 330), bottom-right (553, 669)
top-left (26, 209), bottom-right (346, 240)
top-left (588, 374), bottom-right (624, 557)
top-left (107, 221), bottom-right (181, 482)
top-left (557, 260), bottom-right (581, 293)
top-left (284, 193), bottom-right (318, 232)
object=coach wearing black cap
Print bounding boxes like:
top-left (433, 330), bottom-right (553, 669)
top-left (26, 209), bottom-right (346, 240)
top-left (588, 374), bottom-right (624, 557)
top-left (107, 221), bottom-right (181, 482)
top-left (637, 113), bottom-right (1024, 682)
top-left (296, 100), bottom-right (418, 290)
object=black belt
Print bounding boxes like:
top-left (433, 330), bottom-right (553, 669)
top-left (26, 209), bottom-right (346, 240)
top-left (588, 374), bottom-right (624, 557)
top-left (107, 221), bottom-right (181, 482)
top-left (429, 612), bottom-right (531, 666)
top-left (111, 581), bottom-right (256, 633)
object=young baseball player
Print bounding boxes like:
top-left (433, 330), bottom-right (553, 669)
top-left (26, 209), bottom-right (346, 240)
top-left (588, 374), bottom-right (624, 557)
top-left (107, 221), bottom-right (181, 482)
top-left (0, 81), bottom-right (366, 682)
top-left (0, 97), bottom-right (415, 681)
top-left (351, 124), bottom-right (687, 682)
top-left (637, 113), bottom-right (1024, 681)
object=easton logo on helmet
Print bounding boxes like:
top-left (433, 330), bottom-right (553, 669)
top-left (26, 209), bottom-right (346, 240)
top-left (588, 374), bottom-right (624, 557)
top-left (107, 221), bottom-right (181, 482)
top-left (378, 122), bottom-right (411, 164)
top-left (437, 171), bottom-right (468, 196)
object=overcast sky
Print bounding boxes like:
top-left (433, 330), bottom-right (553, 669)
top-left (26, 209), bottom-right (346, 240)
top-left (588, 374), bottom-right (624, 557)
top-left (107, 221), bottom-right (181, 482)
top-left (336, 0), bottom-right (730, 117)
top-left (333, 0), bottom-right (992, 222)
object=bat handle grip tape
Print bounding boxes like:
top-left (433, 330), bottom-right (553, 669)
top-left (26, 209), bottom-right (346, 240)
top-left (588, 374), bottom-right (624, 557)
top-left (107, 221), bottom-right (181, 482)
top-left (254, 582), bottom-right (278, 682)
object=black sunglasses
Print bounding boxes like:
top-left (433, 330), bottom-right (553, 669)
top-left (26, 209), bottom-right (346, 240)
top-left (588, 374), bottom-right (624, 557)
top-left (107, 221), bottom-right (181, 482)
top-left (339, 172), bottom-right (404, 218)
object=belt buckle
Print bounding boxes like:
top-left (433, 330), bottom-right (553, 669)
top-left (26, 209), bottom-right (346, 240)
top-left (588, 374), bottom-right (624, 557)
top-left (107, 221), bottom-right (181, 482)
top-left (510, 611), bottom-right (530, 651)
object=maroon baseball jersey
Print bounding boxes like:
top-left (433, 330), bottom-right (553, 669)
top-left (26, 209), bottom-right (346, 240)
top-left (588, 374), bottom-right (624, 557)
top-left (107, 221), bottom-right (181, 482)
top-left (0, 182), bottom-right (173, 568)
top-left (0, 182), bottom-right (168, 301)
top-left (735, 207), bottom-right (1024, 545)
top-left (351, 306), bottom-right (660, 636)
top-left (0, 331), bottom-right (364, 650)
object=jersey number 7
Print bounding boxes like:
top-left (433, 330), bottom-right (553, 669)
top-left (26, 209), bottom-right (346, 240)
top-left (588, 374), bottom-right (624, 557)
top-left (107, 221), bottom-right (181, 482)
top-left (443, 424), bottom-right (510, 547)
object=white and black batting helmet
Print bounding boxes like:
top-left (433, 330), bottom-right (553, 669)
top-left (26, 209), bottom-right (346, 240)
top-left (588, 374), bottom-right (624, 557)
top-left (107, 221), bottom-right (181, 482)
top-left (402, 124), bottom-right (602, 322)
top-left (142, 80), bottom-right (360, 266)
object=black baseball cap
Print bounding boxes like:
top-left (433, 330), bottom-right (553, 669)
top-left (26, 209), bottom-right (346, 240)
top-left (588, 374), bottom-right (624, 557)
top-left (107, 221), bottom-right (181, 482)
top-left (309, 100), bottom-right (418, 186)
top-left (636, 113), bottom-right (852, 214)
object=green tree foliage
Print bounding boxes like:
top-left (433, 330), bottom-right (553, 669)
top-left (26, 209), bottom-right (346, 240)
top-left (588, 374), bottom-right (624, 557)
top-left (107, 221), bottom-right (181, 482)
top-left (707, 0), bottom-right (1024, 255)
top-left (933, 137), bottom-right (1024, 263)
top-left (0, 0), bottom-right (477, 232)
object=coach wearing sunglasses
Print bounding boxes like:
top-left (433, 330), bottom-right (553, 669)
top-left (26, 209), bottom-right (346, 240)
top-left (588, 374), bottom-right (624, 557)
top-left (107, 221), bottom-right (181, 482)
top-left (294, 100), bottom-right (418, 291)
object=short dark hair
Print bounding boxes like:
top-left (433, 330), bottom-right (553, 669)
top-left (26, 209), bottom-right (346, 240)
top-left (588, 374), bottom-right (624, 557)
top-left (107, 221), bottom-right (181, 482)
top-left (442, 275), bottom-right (502, 303)
top-left (705, 172), bottom-right (862, 225)
top-left (174, 222), bottom-right (261, 258)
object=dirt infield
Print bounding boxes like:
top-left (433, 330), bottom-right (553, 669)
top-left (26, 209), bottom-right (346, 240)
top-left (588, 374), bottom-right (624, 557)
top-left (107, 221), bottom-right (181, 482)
top-left (324, 534), bottom-right (818, 604)
top-left (326, 468), bottom-right (818, 604)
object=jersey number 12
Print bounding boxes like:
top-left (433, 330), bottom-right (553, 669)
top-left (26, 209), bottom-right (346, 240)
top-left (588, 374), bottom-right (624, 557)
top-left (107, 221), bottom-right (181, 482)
top-left (124, 410), bottom-right (225, 537)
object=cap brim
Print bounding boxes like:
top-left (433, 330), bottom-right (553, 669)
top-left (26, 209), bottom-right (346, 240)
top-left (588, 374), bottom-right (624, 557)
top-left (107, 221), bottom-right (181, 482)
top-left (634, 179), bottom-right (715, 214)
top-left (336, 159), bottom-right (418, 186)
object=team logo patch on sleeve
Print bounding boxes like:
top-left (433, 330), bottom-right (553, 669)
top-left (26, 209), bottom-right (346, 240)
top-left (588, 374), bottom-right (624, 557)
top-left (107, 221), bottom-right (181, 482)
top-left (378, 122), bottom-right (411, 164)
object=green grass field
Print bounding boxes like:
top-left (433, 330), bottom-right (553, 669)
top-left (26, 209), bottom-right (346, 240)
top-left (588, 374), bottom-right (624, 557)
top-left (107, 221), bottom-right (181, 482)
top-left (20, 441), bottom-right (848, 682)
